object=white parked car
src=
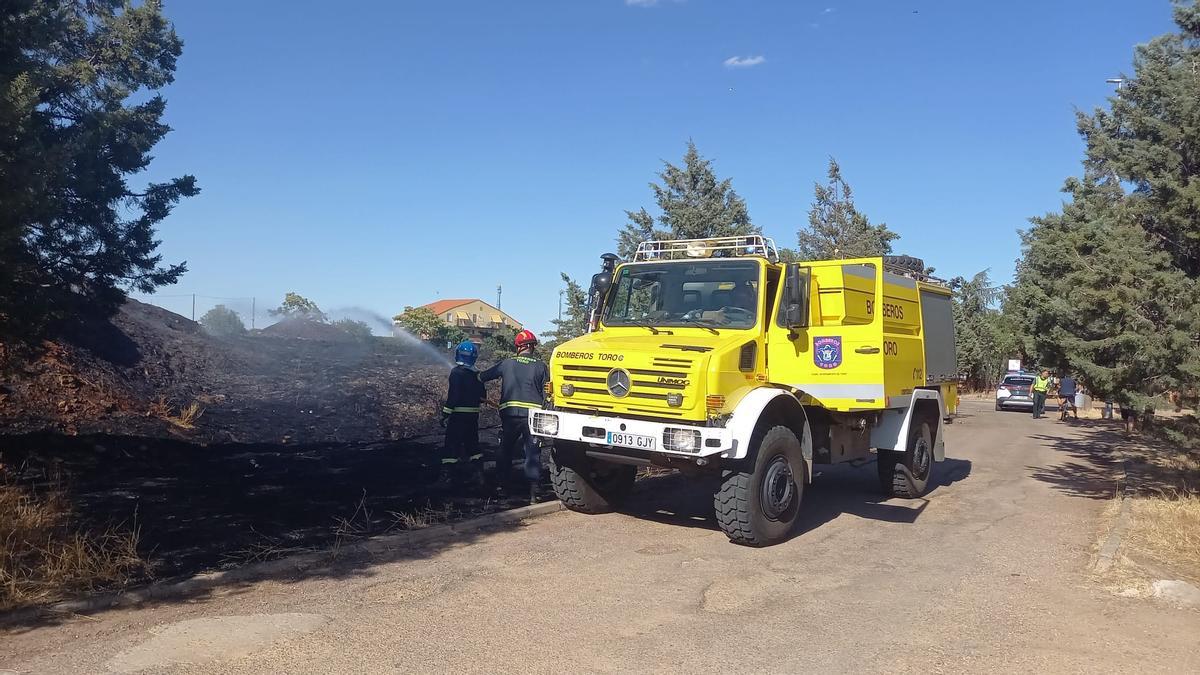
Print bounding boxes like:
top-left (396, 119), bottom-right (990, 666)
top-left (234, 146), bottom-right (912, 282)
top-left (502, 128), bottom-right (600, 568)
top-left (996, 374), bottom-right (1036, 411)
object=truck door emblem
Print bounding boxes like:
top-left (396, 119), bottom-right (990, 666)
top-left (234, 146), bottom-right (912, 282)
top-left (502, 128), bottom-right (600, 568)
top-left (607, 369), bottom-right (632, 397)
top-left (814, 336), bottom-right (842, 370)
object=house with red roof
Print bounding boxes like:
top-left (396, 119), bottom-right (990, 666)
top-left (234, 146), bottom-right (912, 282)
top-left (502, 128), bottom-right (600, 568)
top-left (414, 298), bottom-right (523, 341)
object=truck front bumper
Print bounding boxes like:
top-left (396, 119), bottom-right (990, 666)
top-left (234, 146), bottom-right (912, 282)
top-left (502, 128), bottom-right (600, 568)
top-left (529, 409), bottom-right (733, 459)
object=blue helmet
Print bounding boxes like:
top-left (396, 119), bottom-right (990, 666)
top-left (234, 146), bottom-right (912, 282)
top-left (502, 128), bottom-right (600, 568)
top-left (454, 340), bottom-right (478, 367)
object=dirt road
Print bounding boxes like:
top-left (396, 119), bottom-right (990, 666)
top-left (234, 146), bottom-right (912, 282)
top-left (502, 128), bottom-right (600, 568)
top-left (3, 401), bottom-right (1198, 673)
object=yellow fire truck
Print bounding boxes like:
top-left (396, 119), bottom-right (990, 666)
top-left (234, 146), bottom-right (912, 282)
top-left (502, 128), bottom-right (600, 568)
top-left (529, 236), bottom-right (957, 546)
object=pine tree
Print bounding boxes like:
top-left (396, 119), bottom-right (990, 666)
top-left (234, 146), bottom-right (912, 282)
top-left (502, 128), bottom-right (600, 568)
top-left (796, 158), bottom-right (898, 260)
top-left (0, 1), bottom-right (198, 335)
top-left (1007, 2), bottom-right (1200, 406)
top-left (950, 270), bottom-right (1008, 389)
top-left (616, 141), bottom-right (758, 258)
top-left (544, 273), bottom-right (589, 348)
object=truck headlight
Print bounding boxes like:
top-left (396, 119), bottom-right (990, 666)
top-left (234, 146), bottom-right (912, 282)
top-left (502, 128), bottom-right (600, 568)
top-left (560, 383), bottom-right (575, 397)
top-left (663, 427), bottom-right (702, 453)
top-left (532, 412), bottom-right (559, 436)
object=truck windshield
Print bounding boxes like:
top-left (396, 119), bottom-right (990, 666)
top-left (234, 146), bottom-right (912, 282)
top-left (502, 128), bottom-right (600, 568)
top-left (603, 260), bottom-right (761, 329)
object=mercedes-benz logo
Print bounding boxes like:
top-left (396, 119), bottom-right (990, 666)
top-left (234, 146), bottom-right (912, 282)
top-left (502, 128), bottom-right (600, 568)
top-left (607, 368), bottom-right (632, 398)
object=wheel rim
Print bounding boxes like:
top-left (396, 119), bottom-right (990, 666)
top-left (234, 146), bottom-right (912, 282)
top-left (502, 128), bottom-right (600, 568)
top-left (760, 455), bottom-right (796, 521)
top-left (912, 434), bottom-right (931, 480)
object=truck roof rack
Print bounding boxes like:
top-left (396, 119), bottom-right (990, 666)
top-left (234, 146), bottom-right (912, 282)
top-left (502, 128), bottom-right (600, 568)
top-left (632, 235), bottom-right (780, 263)
top-left (880, 262), bottom-right (951, 289)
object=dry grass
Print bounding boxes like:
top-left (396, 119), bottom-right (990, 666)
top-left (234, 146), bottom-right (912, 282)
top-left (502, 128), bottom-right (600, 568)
top-left (1110, 414), bottom-right (1200, 584)
top-left (1128, 491), bottom-right (1200, 583)
top-left (388, 502), bottom-right (458, 531)
top-left (146, 396), bottom-right (205, 429)
top-left (0, 472), bottom-right (149, 611)
top-left (636, 466), bottom-right (674, 481)
top-left (173, 401), bottom-right (204, 428)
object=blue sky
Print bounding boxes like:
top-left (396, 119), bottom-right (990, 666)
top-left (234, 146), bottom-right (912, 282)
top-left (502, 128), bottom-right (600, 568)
top-left (135, 0), bottom-right (1178, 333)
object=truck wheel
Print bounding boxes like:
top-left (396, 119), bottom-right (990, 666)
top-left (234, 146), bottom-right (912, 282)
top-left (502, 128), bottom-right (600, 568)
top-left (714, 425), bottom-right (805, 547)
top-left (550, 451), bottom-right (636, 514)
top-left (878, 418), bottom-right (935, 498)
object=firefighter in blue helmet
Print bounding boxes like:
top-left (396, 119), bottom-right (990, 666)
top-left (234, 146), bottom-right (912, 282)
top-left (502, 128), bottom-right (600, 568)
top-left (480, 329), bottom-right (549, 503)
top-left (437, 341), bottom-right (486, 487)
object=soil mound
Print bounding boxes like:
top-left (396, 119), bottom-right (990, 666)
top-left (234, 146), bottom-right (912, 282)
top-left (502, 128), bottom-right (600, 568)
top-left (0, 299), bottom-right (480, 444)
top-left (261, 318), bottom-right (355, 341)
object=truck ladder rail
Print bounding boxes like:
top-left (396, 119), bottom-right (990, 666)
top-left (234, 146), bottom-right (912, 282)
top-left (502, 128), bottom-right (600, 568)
top-left (632, 235), bottom-right (780, 263)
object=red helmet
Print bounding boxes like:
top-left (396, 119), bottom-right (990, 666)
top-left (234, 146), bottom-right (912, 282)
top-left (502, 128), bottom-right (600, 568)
top-left (514, 329), bottom-right (538, 349)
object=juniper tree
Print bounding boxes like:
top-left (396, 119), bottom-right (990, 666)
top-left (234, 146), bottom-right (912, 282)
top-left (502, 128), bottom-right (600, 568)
top-left (0, 1), bottom-right (197, 335)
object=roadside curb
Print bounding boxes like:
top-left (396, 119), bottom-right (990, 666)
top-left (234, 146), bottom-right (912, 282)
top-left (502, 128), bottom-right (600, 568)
top-left (5, 499), bottom-right (565, 623)
top-left (1093, 460), bottom-right (1133, 574)
top-left (1093, 495), bottom-right (1132, 574)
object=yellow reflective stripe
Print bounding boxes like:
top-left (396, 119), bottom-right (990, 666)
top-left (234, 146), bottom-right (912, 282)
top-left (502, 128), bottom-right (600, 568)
top-left (469, 454), bottom-right (484, 461)
top-left (499, 401), bottom-right (542, 410)
top-left (443, 407), bottom-right (480, 413)
top-left (515, 357), bottom-right (537, 363)
top-left (441, 458), bottom-right (458, 464)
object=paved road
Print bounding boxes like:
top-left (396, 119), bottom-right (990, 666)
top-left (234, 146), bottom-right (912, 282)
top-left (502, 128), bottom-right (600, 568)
top-left (4, 401), bottom-right (1198, 673)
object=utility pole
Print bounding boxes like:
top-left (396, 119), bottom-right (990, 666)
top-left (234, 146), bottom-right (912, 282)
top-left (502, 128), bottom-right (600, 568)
top-left (251, 297), bottom-right (256, 330)
top-left (191, 293), bottom-right (195, 321)
top-left (497, 284), bottom-right (502, 310)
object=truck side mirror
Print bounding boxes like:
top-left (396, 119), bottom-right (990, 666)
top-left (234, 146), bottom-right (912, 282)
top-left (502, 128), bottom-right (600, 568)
top-left (590, 253), bottom-right (620, 297)
top-left (782, 265), bottom-right (809, 330)
top-left (590, 271), bottom-right (612, 297)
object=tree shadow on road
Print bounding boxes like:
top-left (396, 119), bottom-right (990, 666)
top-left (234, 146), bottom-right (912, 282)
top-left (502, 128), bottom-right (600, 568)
top-left (617, 456), bottom-right (973, 544)
top-left (1027, 419), bottom-right (1131, 500)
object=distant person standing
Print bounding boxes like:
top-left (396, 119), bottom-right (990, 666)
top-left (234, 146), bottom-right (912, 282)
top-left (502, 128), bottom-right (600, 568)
top-left (437, 341), bottom-right (486, 487)
top-left (1032, 369), bottom-right (1051, 419)
top-left (1057, 373), bottom-right (1078, 420)
top-left (480, 330), bottom-right (549, 503)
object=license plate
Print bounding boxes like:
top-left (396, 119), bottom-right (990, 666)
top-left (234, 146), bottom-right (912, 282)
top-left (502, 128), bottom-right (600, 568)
top-left (606, 431), bottom-right (656, 450)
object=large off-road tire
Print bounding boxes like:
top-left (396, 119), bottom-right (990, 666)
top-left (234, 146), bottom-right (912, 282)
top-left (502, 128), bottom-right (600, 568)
top-left (714, 425), bottom-right (805, 547)
top-left (550, 450), bottom-right (636, 514)
top-left (883, 254), bottom-right (926, 274)
top-left (878, 417), bottom-right (935, 498)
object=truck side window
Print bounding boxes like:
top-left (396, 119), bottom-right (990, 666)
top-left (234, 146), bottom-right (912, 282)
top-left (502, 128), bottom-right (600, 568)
top-left (775, 264), bottom-right (809, 328)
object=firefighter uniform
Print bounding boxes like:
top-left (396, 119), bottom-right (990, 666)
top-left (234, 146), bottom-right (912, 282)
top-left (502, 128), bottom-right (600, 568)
top-left (479, 355), bottom-right (549, 484)
top-left (440, 364), bottom-right (486, 479)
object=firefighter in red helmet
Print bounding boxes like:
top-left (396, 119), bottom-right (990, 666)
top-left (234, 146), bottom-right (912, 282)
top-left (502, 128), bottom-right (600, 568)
top-left (480, 329), bottom-right (549, 503)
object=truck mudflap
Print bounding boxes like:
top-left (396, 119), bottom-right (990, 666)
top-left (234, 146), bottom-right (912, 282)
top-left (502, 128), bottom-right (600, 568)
top-left (869, 389), bottom-right (947, 461)
top-left (529, 410), bottom-right (733, 458)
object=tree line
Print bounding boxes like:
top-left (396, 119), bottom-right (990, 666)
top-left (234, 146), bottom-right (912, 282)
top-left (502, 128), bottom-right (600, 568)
top-left (551, 1), bottom-right (1200, 409)
top-left (5, 2), bottom-right (1195, 410)
top-left (545, 144), bottom-right (913, 347)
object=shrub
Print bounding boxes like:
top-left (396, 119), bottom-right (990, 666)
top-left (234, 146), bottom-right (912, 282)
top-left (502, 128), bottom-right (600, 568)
top-left (199, 305), bottom-right (246, 337)
top-left (333, 319), bottom-right (374, 341)
top-left (393, 306), bottom-right (464, 347)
